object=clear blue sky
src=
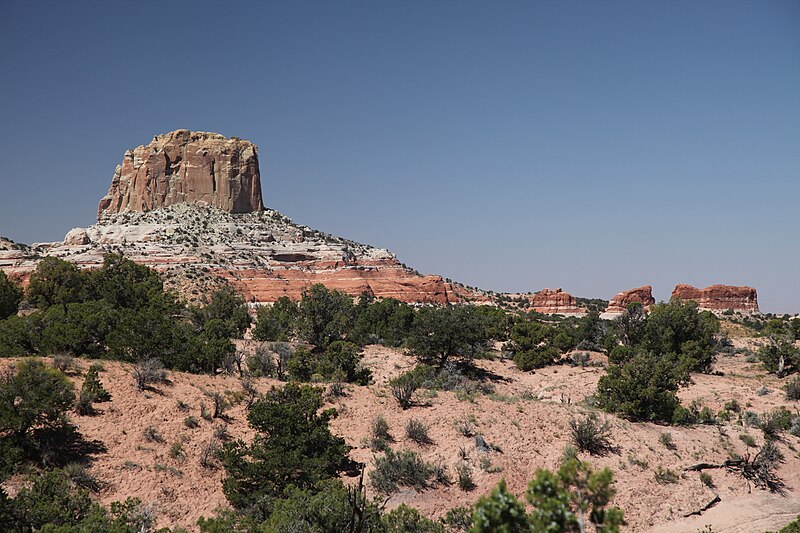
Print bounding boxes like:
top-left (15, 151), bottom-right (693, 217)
top-left (1, 1), bottom-right (798, 312)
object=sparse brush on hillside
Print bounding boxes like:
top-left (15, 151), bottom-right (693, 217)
top-left (570, 414), bottom-right (614, 456)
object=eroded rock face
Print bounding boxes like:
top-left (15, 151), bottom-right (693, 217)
top-left (6, 204), bottom-right (478, 305)
top-left (527, 288), bottom-right (586, 316)
top-left (97, 130), bottom-right (263, 219)
top-left (602, 285), bottom-right (655, 317)
top-left (672, 284), bottom-right (759, 313)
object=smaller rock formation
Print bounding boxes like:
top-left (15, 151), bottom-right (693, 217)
top-left (672, 284), bottom-right (759, 314)
top-left (527, 288), bottom-right (586, 316)
top-left (602, 286), bottom-right (655, 318)
top-left (98, 130), bottom-right (263, 219)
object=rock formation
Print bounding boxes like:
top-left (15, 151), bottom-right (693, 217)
top-left (97, 130), bottom-right (263, 219)
top-left (602, 286), bottom-right (655, 318)
top-left (1, 130), bottom-right (484, 305)
top-left (672, 284), bottom-right (759, 314)
top-left (526, 288), bottom-right (586, 316)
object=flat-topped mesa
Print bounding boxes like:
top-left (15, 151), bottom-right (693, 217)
top-left (602, 285), bottom-right (655, 318)
top-left (97, 130), bottom-right (263, 220)
top-left (527, 288), bottom-right (586, 316)
top-left (672, 284), bottom-right (759, 314)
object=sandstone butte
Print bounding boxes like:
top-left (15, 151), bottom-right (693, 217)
top-left (526, 288), bottom-right (586, 316)
top-left (672, 284), bottom-right (759, 314)
top-left (601, 285), bottom-right (656, 318)
top-left (1, 130), bottom-right (486, 306)
top-left (97, 130), bottom-right (264, 218)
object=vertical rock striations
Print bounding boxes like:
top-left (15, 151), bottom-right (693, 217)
top-left (97, 130), bottom-right (263, 219)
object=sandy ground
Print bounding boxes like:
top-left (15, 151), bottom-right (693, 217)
top-left (2, 336), bottom-right (799, 532)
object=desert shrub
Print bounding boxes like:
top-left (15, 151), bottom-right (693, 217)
top-left (390, 374), bottom-right (418, 410)
top-left (75, 390), bottom-right (96, 416)
top-left (758, 341), bottom-right (800, 377)
top-left (297, 284), bottom-right (355, 350)
top-left (640, 299), bottom-right (720, 373)
top-left (351, 295), bottom-right (415, 347)
top-left (739, 433), bottom-right (757, 447)
top-left (761, 408), bottom-right (794, 440)
top-left (570, 414), bottom-right (614, 456)
top-left (784, 377), bottom-right (800, 401)
top-left (170, 441), bottom-right (185, 461)
top-left (472, 479), bottom-right (527, 531)
top-left (288, 340), bottom-right (371, 385)
top-left (443, 507), bottom-right (474, 532)
top-left (8, 468), bottom-right (98, 529)
top-left (81, 364), bottom-right (111, 402)
top-left (0, 359), bottom-right (75, 444)
top-left (790, 418), bottom-right (800, 438)
top-left (525, 456), bottom-right (624, 532)
top-left (654, 466), bottom-right (679, 484)
top-left (142, 426), bottom-right (164, 444)
top-left (200, 439), bottom-right (222, 470)
top-left (597, 349), bottom-right (685, 422)
top-left (246, 345), bottom-right (276, 377)
top-left (382, 504), bottom-right (445, 532)
top-left (728, 441), bottom-right (784, 492)
top-left (220, 383), bottom-right (352, 514)
top-left (406, 305), bottom-right (491, 367)
top-left (207, 391), bottom-right (228, 419)
top-left (240, 375), bottom-right (259, 408)
top-left (76, 365), bottom-right (111, 416)
top-left (700, 472), bottom-right (715, 488)
top-left (370, 449), bottom-right (434, 495)
top-left (133, 357), bottom-right (166, 391)
top-left (188, 286), bottom-right (251, 340)
top-left (184, 416), bottom-right (199, 429)
top-left (257, 479), bottom-right (382, 533)
top-left (659, 432), bottom-right (676, 450)
top-left (506, 320), bottom-right (561, 371)
top-left (456, 417), bottom-right (476, 437)
top-left (743, 410), bottom-right (761, 428)
top-left (252, 296), bottom-right (299, 342)
top-left (456, 462), bottom-right (475, 491)
top-left (370, 415), bottom-right (393, 451)
top-left (405, 418), bottom-right (433, 446)
top-left (27, 257), bottom-right (88, 310)
top-left (52, 353), bottom-right (77, 374)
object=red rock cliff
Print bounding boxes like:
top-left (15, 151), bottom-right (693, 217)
top-left (672, 284), bottom-right (759, 313)
top-left (97, 130), bottom-right (263, 219)
top-left (604, 286), bottom-right (655, 315)
top-left (526, 288), bottom-right (585, 315)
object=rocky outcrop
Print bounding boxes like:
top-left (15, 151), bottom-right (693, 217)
top-left (97, 130), bottom-right (263, 219)
top-left (526, 288), bottom-right (586, 316)
top-left (602, 286), bottom-right (655, 318)
top-left (672, 284), bottom-right (759, 314)
top-left (8, 204), bottom-right (479, 305)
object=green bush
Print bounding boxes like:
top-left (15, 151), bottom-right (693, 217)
top-left (785, 377), bottom-right (800, 401)
top-left (596, 350), bottom-right (684, 422)
top-left (370, 449), bottom-right (434, 495)
top-left (0, 270), bottom-right (23, 320)
top-left (406, 305), bottom-right (491, 367)
top-left (298, 284), bottom-right (355, 350)
top-left (0, 359), bottom-right (75, 442)
top-left (382, 504), bottom-right (444, 533)
top-left (252, 297), bottom-right (299, 342)
top-left (759, 342), bottom-right (800, 377)
top-left (220, 383), bottom-right (352, 516)
top-left (569, 414), bottom-right (614, 456)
